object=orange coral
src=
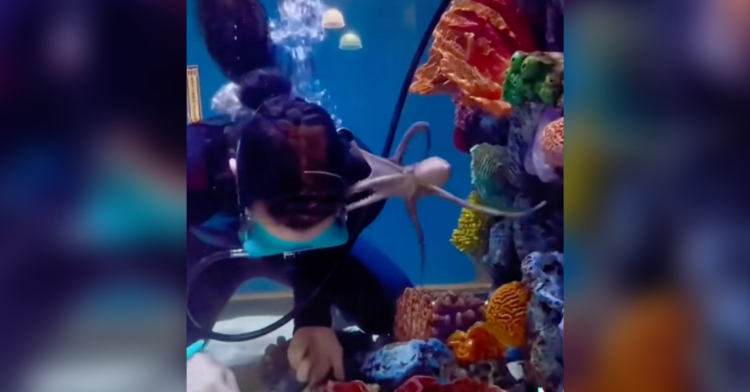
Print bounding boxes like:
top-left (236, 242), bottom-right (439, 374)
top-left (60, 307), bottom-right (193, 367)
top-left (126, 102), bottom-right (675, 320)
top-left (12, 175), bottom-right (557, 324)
top-left (542, 117), bottom-right (564, 168)
top-left (447, 323), bottom-right (505, 365)
top-left (395, 288), bottom-right (435, 342)
top-left (483, 281), bottom-right (531, 349)
top-left (409, 0), bottom-right (537, 117)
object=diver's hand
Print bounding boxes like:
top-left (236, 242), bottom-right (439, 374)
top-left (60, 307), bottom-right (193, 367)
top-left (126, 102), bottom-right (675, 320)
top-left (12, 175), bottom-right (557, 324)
top-left (288, 326), bottom-right (345, 385)
top-left (187, 353), bottom-right (240, 392)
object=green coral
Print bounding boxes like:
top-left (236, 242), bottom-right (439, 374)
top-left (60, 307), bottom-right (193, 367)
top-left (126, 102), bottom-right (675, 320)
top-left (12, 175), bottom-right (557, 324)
top-left (503, 51), bottom-right (564, 108)
top-left (469, 143), bottom-right (517, 210)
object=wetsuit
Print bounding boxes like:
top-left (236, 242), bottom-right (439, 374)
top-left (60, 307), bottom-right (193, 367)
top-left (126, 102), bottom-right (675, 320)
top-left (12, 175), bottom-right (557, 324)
top-left (186, 119), bottom-right (413, 344)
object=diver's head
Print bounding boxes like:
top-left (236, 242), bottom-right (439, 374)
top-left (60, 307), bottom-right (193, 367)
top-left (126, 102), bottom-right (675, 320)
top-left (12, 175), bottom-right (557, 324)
top-left (233, 68), bottom-right (350, 237)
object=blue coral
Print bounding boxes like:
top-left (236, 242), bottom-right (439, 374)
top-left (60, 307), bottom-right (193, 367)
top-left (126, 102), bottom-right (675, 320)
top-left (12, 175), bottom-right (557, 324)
top-left (360, 339), bottom-right (455, 388)
top-left (521, 251), bottom-right (564, 310)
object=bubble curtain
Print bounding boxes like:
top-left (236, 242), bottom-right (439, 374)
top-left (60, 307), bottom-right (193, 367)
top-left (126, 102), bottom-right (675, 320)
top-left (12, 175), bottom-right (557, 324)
top-left (269, 0), bottom-right (339, 123)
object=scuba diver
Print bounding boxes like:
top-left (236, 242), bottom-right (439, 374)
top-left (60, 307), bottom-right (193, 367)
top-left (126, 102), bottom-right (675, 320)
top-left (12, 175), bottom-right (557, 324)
top-left (188, 0), bottom-right (413, 385)
top-left (187, 68), bottom-right (413, 383)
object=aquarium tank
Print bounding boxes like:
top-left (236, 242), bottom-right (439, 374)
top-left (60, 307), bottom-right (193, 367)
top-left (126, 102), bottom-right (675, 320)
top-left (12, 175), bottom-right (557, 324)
top-left (186, 0), bottom-right (564, 390)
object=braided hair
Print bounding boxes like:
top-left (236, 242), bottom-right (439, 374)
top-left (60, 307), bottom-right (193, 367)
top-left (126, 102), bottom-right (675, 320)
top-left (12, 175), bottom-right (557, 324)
top-left (233, 68), bottom-right (353, 230)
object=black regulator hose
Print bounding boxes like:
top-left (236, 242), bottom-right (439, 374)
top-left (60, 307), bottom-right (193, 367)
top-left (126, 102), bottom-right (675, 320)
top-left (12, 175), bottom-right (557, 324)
top-left (380, 0), bottom-right (453, 157)
top-left (187, 249), bottom-right (337, 342)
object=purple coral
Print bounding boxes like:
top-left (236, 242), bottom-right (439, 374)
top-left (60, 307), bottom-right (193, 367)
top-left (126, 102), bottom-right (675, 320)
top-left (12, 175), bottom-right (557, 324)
top-left (432, 291), bottom-right (487, 341)
top-left (395, 289), bottom-right (486, 343)
top-left (525, 107), bottom-right (562, 184)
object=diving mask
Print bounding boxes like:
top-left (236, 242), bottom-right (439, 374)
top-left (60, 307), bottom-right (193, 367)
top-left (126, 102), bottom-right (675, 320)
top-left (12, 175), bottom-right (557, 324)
top-left (238, 209), bottom-right (349, 258)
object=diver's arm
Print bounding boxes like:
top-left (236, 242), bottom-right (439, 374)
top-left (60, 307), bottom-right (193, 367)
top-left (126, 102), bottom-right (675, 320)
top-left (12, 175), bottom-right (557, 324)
top-left (292, 254), bottom-right (335, 330)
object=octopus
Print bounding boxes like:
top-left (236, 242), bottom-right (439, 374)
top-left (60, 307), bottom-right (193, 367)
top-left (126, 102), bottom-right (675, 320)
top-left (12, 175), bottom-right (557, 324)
top-left (409, 0), bottom-right (538, 117)
top-left (346, 121), bottom-right (546, 273)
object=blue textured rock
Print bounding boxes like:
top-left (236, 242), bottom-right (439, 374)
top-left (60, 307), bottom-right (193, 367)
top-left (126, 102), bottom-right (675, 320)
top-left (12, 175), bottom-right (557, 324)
top-left (360, 339), bottom-right (455, 388)
top-left (522, 251), bottom-right (564, 392)
top-left (522, 251), bottom-right (564, 311)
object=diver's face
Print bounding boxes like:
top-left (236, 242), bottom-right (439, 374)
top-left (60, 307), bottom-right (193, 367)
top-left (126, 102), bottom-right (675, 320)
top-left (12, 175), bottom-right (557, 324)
top-left (247, 201), bottom-right (336, 242)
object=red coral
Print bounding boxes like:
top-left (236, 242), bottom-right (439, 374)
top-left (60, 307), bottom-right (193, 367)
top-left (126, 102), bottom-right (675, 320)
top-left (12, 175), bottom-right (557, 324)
top-left (445, 378), bottom-right (505, 392)
top-left (395, 376), bottom-right (441, 392)
top-left (410, 0), bottom-right (537, 117)
top-left (394, 288), bottom-right (486, 342)
top-left (452, 98), bottom-right (481, 153)
top-left (394, 376), bottom-right (506, 392)
top-left (324, 380), bottom-right (378, 392)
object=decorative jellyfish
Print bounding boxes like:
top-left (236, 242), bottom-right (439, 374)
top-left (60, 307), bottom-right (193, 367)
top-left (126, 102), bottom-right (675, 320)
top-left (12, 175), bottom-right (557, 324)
top-left (322, 8), bottom-right (345, 29)
top-left (339, 32), bottom-right (362, 50)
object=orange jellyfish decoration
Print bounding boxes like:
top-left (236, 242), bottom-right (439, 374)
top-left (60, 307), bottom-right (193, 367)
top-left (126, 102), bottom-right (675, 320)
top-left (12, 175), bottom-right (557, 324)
top-left (409, 0), bottom-right (537, 119)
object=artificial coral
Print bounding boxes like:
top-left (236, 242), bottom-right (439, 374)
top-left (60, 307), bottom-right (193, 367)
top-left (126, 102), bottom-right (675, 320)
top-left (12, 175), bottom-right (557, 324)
top-left (409, 0), bottom-right (537, 117)
top-left (409, 0), bottom-right (537, 155)
top-left (482, 281), bottom-right (531, 349)
top-left (447, 323), bottom-right (504, 365)
top-left (450, 192), bottom-right (492, 255)
top-left (541, 117), bottom-right (564, 169)
top-left (325, 376), bottom-right (507, 392)
top-left (394, 288), bottom-right (486, 342)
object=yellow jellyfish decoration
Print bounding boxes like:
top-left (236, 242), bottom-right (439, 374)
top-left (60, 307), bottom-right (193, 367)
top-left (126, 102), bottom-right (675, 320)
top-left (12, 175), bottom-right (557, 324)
top-left (322, 8), bottom-right (345, 29)
top-left (339, 32), bottom-right (362, 50)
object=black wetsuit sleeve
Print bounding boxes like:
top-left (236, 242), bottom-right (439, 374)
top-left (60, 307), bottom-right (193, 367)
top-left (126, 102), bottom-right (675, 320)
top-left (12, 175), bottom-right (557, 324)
top-left (292, 250), bottom-right (337, 330)
top-left (187, 118), bottom-right (238, 225)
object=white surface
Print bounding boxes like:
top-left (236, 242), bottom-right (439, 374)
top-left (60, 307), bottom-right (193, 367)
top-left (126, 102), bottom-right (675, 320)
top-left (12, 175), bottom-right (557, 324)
top-left (187, 353), bottom-right (241, 392)
top-left (204, 316), bottom-right (295, 368)
top-left (507, 361), bottom-right (525, 380)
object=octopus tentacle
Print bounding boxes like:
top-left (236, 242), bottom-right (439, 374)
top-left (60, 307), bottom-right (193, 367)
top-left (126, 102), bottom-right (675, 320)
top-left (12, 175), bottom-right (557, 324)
top-left (405, 198), bottom-right (426, 283)
top-left (391, 121), bottom-right (431, 165)
top-left (356, 148), bottom-right (405, 177)
top-left (348, 173), bottom-right (406, 195)
top-left (346, 192), bottom-right (387, 211)
top-left (427, 185), bottom-right (547, 217)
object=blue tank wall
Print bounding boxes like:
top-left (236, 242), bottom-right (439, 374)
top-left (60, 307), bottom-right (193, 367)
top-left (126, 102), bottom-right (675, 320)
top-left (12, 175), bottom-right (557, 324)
top-left (187, 0), bottom-right (477, 291)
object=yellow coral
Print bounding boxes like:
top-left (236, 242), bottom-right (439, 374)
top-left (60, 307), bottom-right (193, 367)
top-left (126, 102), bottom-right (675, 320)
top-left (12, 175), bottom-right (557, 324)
top-left (484, 281), bottom-right (531, 348)
top-left (450, 192), bottom-right (491, 255)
